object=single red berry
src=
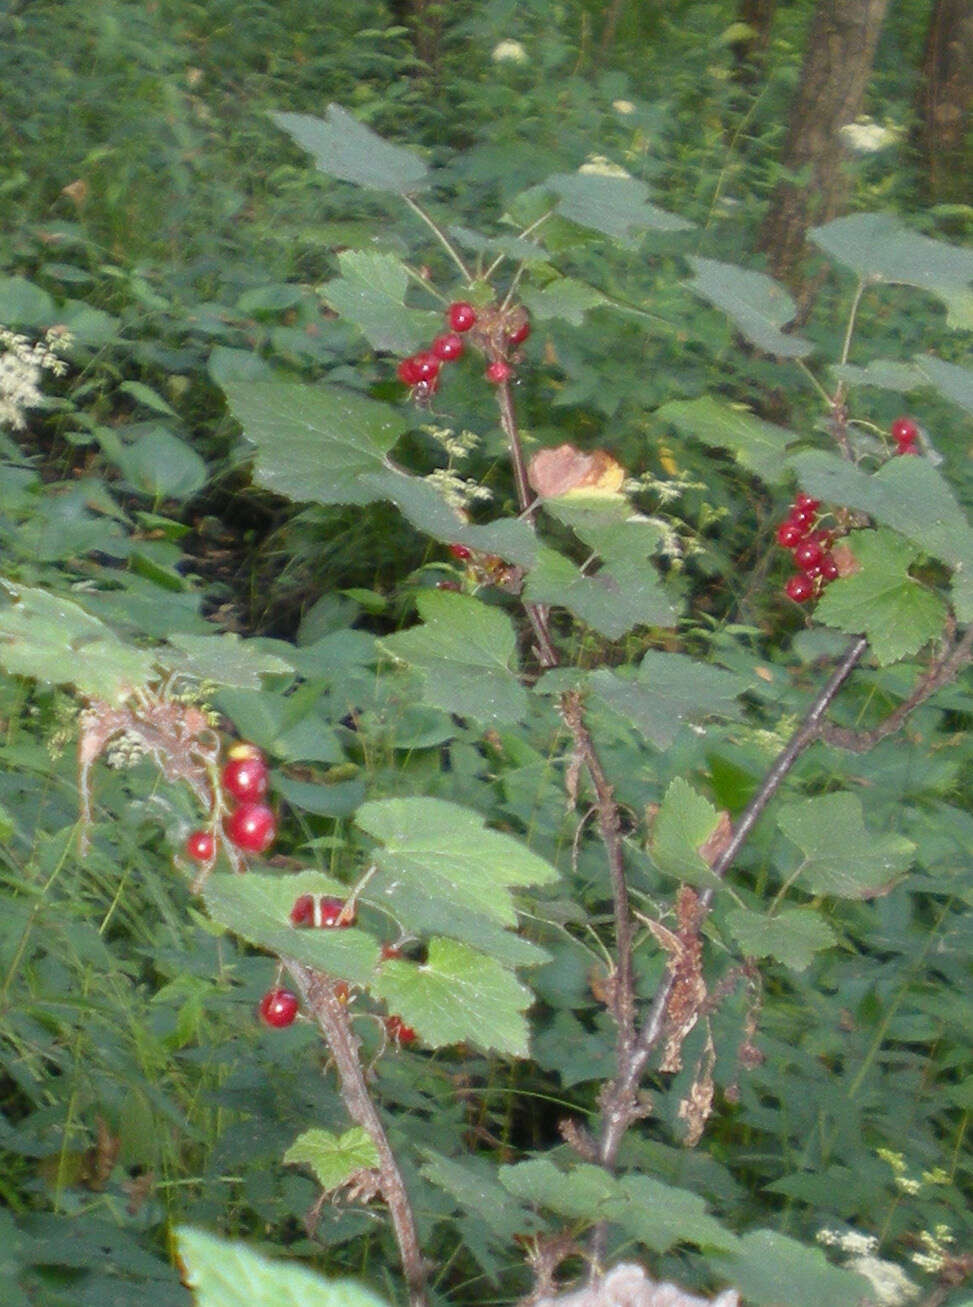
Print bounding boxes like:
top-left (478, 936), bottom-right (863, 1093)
top-left (508, 316), bottom-right (530, 346)
top-left (449, 543), bottom-right (472, 560)
top-left (785, 574), bottom-right (815, 603)
top-left (776, 521), bottom-right (805, 549)
top-left (432, 332), bottom-right (464, 362)
top-left (222, 752), bottom-right (268, 804)
top-left (486, 360), bottom-right (512, 384)
top-left (413, 351), bottom-right (440, 382)
top-left (794, 492), bottom-right (820, 512)
top-left (290, 893), bottom-right (315, 925)
top-left (891, 417), bottom-right (919, 446)
top-left (787, 506), bottom-right (816, 532)
top-left (448, 301), bottom-right (477, 332)
top-left (385, 1014), bottom-right (417, 1045)
top-left (319, 896), bottom-right (352, 928)
top-left (185, 830), bottom-right (216, 864)
top-left (820, 553), bottom-right (840, 582)
top-left (397, 356), bottom-right (424, 386)
top-left (259, 988), bottom-right (299, 1028)
top-left (793, 538), bottom-right (824, 572)
top-left (802, 559), bottom-right (824, 579)
top-left (225, 802), bottom-right (277, 854)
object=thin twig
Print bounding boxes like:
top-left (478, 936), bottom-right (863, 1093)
top-left (401, 193), bottom-right (473, 282)
top-left (284, 960), bottom-right (428, 1307)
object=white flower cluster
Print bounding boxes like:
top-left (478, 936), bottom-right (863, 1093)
top-left (0, 326), bottom-right (70, 431)
top-left (839, 118), bottom-right (899, 154)
top-left (817, 1229), bottom-right (920, 1306)
top-left (578, 154), bottom-right (632, 179)
top-left (491, 39), bottom-right (528, 64)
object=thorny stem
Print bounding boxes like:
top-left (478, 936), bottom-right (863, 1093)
top-left (284, 960), bottom-right (429, 1307)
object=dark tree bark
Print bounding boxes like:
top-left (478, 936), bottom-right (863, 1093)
top-left (911, 0), bottom-right (973, 205)
top-left (731, 0), bottom-right (778, 84)
top-left (757, 0), bottom-right (890, 285)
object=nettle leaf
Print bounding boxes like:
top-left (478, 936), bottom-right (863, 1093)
top-left (590, 650), bottom-right (751, 748)
top-left (321, 250), bottom-right (441, 354)
top-left (499, 1159), bottom-right (620, 1220)
top-left (379, 590), bottom-right (527, 725)
top-left (356, 796), bottom-right (558, 938)
top-left (617, 1175), bottom-right (741, 1254)
top-left (725, 907), bottom-right (837, 972)
top-left (650, 778), bottom-right (724, 887)
top-left (223, 381), bottom-right (406, 507)
top-left (788, 451), bottom-right (973, 618)
top-left (830, 359), bottom-right (923, 393)
top-left (420, 1151), bottom-right (535, 1241)
top-left (685, 257), bottom-right (812, 359)
top-left (544, 173), bottom-right (693, 243)
top-left (162, 633), bottom-right (293, 689)
top-left (519, 277), bottom-right (607, 326)
top-left (777, 793), bottom-right (915, 898)
top-left (283, 1127), bottom-right (379, 1192)
top-left (814, 529), bottom-right (947, 664)
top-left (270, 106), bottom-right (429, 194)
top-left (372, 938), bottom-right (533, 1056)
top-left (202, 873), bottom-right (380, 984)
top-left (809, 213), bottom-right (973, 330)
top-left (657, 396), bottom-right (795, 485)
top-left (914, 355), bottom-right (973, 416)
top-left (176, 1227), bottom-right (389, 1307)
top-left (713, 1228), bottom-right (870, 1307)
top-left (0, 585), bottom-right (155, 701)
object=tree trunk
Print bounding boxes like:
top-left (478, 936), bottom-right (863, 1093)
top-left (731, 0), bottom-right (778, 84)
top-left (911, 0), bottom-right (973, 205)
top-left (757, 0), bottom-right (890, 285)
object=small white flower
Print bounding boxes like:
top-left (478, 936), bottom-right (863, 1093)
top-left (612, 99), bottom-right (636, 115)
top-left (839, 119), bottom-right (898, 154)
top-left (0, 325), bottom-right (70, 431)
top-left (578, 154), bottom-right (631, 179)
top-left (491, 39), bottom-right (528, 64)
top-left (847, 1255), bottom-right (919, 1306)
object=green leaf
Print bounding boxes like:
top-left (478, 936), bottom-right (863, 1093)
top-left (685, 257), bottom-right (812, 359)
top-left (161, 633), bottom-right (294, 689)
top-left (372, 938), bottom-right (533, 1055)
top-left (544, 172), bottom-right (693, 243)
top-left (713, 1228), bottom-right (870, 1307)
top-left (499, 1158), bottom-right (620, 1219)
top-left (830, 359), bottom-right (923, 393)
top-left (222, 381), bottom-right (407, 506)
top-left (0, 585), bottom-right (155, 701)
top-left (809, 213), bottom-right (973, 330)
top-left (0, 276), bottom-right (55, 327)
top-left (724, 907), bottom-right (837, 971)
top-left (355, 795), bottom-right (558, 937)
top-left (379, 590), bottom-right (527, 725)
top-left (788, 451), bottom-right (973, 619)
top-left (519, 277), bottom-right (607, 326)
top-left (650, 778), bottom-right (724, 887)
top-left (114, 427), bottom-right (208, 500)
top-left (657, 396), bottom-right (795, 484)
top-left (118, 380), bottom-right (178, 417)
top-left (814, 529), bottom-right (947, 664)
top-left (270, 106), bottom-right (429, 194)
top-left (176, 1227), bottom-right (390, 1307)
top-left (914, 354), bottom-right (973, 416)
top-left (420, 1152), bottom-right (532, 1240)
top-left (617, 1174), bottom-right (741, 1253)
top-left (201, 873), bottom-right (380, 984)
top-left (776, 793), bottom-right (915, 898)
top-left (589, 650), bottom-right (751, 748)
top-left (283, 1127), bottom-right (379, 1191)
top-left (322, 250), bottom-right (441, 353)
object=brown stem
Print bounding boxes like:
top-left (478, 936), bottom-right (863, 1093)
top-left (586, 635), bottom-right (869, 1270)
top-left (284, 961), bottom-right (428, 1307)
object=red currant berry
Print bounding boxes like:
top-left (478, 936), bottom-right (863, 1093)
top-left (785, 574), bottom-right (815, 603)
top-left (259, 988), bottom-right (299, 1028)
top-left (449, 543), bottom-right (472, 560)
top-left (787, 507), bottom-right (816, 532)
top-left (225, 803), bottom-right (277, 854)
top-left (290, 893), bottom-right (315, 925)
top-left (891, 417), bottom-right (919, 446)
top-left (185, 830), bottom-right (216, 864)
top-left (508, 317), bottom-right (530, 346)
top-left (820, 553), bottom-right (840, 582)
top-left (776, 521), bottom-right (805, 549)
top-left (318, 896), bottom-right (352, 928)
top-left (222, 751), bottom-right (268, 804)
top-left (432, 332), bottom-right (464, 362)
top-left (794, 493), bottom-right (820, 512)
top-left (485, 360), bottom-right (512, 384)
top-left (413, 352), bottom-right (440, 382)
top-left (385, 1014), bottom-right (417, 1045)
top-left (793, 538), bottom-right (824, 572)
top-left (397, 356), bottom-right (424, 386)
top-left (448, 302), bottom-right (477, 332)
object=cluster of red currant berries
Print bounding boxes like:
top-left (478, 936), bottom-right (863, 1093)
top-left (776, 493), bottom-right (842, 605)
top-left (891, 416), bottom-right (920, 456)
top-left (396, 300), bottom-right (529, 398)
top-left (185, 742), bottom-right (276, 866)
